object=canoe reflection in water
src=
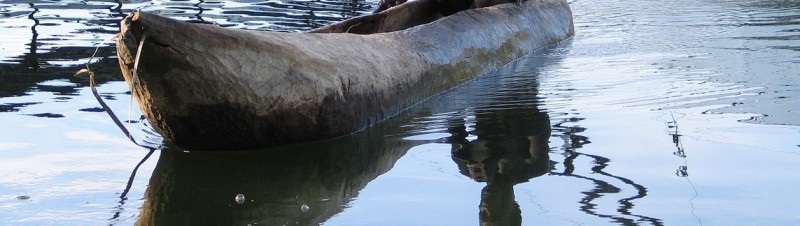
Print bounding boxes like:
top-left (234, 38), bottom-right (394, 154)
top-left (447, 108), bottom-right (551, 225)
top-left (136, 127), bottom-right (413, 225)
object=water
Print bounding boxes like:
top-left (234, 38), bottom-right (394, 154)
top-left (1, 0), bottom-right (798, 225)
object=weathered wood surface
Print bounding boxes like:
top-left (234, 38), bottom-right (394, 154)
top-left (116, 0), bottom-right (574, 150)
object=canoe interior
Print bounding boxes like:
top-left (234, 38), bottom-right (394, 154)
top-left (311, 0), bottom-right (445, 34)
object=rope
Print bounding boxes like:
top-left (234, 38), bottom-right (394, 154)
top-left (79, 32), bottom-right (158, 225)
top-left (77, 33), bottom-right (151, 149)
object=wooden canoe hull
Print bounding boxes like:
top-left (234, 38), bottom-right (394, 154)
top-left (116, 0), bottom-right (574, 150)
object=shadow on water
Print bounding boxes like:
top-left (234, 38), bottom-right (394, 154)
top-left (135, 125), bottom-right (416, 225)
top-left (445, 102), bottom-right (552, 225)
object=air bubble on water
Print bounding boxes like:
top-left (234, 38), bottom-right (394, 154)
top-left (300, 204), bottom-right (310, 212)
top-left (235, 194), bottom-right (245, 204)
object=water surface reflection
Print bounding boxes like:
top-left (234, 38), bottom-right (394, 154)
top-left (137, 126), bottom-right (413, 225)
top-left (446, 106), bottom-right (551, 225)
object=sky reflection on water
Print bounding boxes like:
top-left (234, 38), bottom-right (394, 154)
top-left (1, 0), bottom-right (799, 225)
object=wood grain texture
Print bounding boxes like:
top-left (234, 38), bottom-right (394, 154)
top-left (116, 0), bottom-right (574, 150)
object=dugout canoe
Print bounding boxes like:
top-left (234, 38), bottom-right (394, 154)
top-left (116, 0), bottom-right (574, 150)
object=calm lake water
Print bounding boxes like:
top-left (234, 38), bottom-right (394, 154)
top-left (1, 0), bottom-right (799, 225)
